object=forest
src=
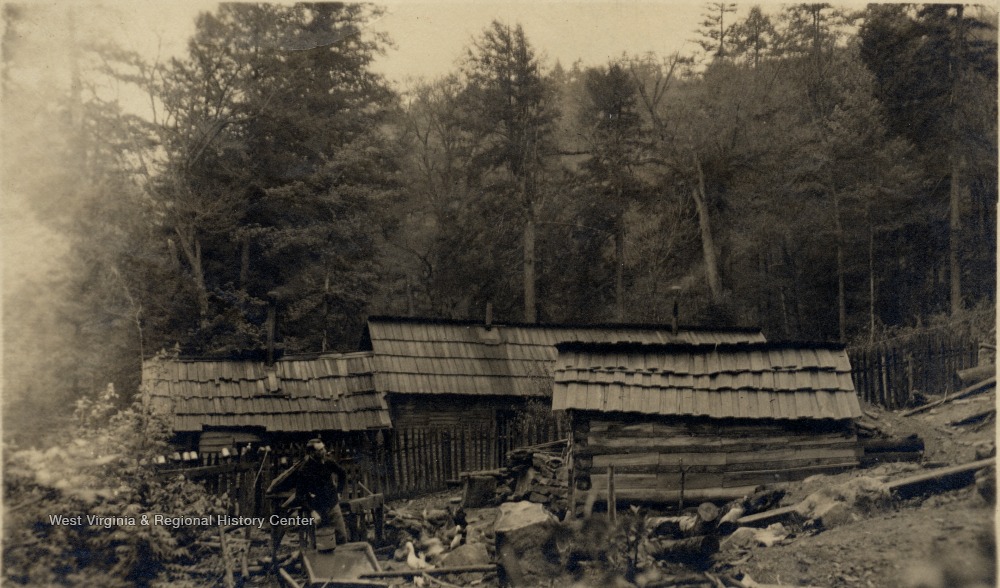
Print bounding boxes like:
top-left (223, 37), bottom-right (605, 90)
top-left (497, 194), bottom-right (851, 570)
top-left (2, 3), bottom-right (997, 445)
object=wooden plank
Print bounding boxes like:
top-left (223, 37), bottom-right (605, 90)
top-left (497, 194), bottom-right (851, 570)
top-left (593, 452), bottom-right (660, 467)
top-left (884, 457), bottom-right (995, 497)
top-left (736, 505), bottom-right (803, 528)
top-left (593, 485), bottom-right (760, 505)
top-left (578, 439), bottom-right (859, 457)
top-left (901, 377), bottom-right (996, 416)
top-left (722, 462), bottom-right (857, 486)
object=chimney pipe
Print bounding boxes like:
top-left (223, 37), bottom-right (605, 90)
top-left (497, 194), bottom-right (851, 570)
top-left (485, 302), bottom-right (493, 331)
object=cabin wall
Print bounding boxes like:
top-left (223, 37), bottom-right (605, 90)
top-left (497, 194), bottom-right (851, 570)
top-left (570, 412), bottom-right (860, 504)
top-left (387, 394), bottom-right (536, 430)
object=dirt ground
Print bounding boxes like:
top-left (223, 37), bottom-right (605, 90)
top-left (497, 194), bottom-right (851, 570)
top-left (262, 389), bottom-right (996, 588)
top-left (726, 390), bottom-right (997, 588)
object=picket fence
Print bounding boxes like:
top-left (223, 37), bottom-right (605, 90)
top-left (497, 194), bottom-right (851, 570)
top-left (848, 332), bottom-right (980, 409)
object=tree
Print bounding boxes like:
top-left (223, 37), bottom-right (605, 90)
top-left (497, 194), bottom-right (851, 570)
top-left (457, 21), bottom-right (558, 323)
top-left (729, 6), bottom-right (777, 68)
top-left (150, 3), bottom-right (399, 354)
top-left (696, 2), bottom-right (739, 59)
top-left (577, 62), bottom-right (647, 320)
top-left (860, 4), bottom-right (997, 315)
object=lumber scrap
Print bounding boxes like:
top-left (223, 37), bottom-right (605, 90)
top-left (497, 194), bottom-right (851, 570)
top-left (358, 565), bottom-right (497, 579)
top-left (885, 457), bottom-right (995, 499)
top-left (735, 505), bottom-right (804, 528)
top-left (901, 377), bottom-right (996, 417)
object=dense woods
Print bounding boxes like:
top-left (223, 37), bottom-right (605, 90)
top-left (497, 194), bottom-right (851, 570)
top-left (3, 3), bottom-right (996, 445)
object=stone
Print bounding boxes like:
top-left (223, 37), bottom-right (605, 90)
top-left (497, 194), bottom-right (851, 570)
top-left (494, 501), bottom-right (561, 586)
top-left (812, 501), bottom-right (855, 529)
top-left (441, 542), bottom-right (491, 567)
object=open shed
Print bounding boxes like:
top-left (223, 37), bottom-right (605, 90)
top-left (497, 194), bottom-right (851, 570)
top-left (553, 341), bottom-right (864, 505)
top-left (142, 351), bottom-right (390, 454)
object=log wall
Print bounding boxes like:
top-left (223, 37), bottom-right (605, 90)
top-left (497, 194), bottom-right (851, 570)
top-left (570, 412), bottom-right (860, 504)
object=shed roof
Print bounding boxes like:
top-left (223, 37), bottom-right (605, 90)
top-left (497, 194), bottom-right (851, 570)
top-left (552, 342), bottom-right (862, 420)
top-left (142, 352), bottom-right (390, 433)
top-left (362, 316), bottom-right (767, 398)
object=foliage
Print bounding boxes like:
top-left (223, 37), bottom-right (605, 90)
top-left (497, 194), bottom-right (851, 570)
top-left (3, 385), bottom-right (226, 586)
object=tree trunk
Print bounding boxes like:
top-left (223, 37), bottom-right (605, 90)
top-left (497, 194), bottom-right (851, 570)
top-left (692, 155), bottom-right (722, 302)
top-left (240, 236), bottom-right (250, 289)
top-left (949, 6), bottom-right (966, 315)
top-left (523, 215), bottom-right (536, 324)
top-left (949, 153), bottom-right (963, 314)
top-left (614, 227), bottom-right (625, 322)
top-left (867, 203), bottom-right (876, 343)
top-left (833, 190), bottom-right (846, 342)
top-left (174, 226), bottom-right (210, 327)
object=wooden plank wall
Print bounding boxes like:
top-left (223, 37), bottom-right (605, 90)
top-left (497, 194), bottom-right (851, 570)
top-left (572, 414), bottom-right (860, 504)
top-left (849, 332), bottom-right (978, 409)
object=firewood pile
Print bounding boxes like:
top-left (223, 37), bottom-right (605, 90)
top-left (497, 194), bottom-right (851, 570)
top-left (461, 439), bottom-right (571, 515)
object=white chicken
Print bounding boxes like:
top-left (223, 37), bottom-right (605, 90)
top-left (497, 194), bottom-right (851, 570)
top-left (405, 541), bottom-right (432, 570)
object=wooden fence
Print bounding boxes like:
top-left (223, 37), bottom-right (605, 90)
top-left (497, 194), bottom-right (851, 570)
top-left (157, 419), bottom-right (567, 516)
top-left (849, 332), bottom-right (979, 409)
top-left (381, 418), bottom-right (567, 498)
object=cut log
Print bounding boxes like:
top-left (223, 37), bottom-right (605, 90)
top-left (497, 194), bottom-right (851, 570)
top-left (741, 488), bottom-right (785, 515)
top-left (885, 457), bottom-right (995, 499)
top-left (957, 364), bottom-right (995, 386)
top-left (716, 506), bottom-right (744, 535)
top-left (649, 535), bottom-right (720, 561)
top-left (901, 377), bottom-right (996, 416)
top-left (736, 505), bottom-right (804, 528)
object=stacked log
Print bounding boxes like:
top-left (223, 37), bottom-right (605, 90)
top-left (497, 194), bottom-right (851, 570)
top-left (461, 443), bottom-right (570, 515)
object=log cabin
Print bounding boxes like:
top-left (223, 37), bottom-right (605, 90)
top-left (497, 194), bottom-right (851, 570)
top-left (553, 341), bottom-right (864, 506)
top-left (360, 316), bottom-right (767, 436)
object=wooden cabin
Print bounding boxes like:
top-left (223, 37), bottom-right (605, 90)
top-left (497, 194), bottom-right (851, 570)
top-left (360, 316), bottom-right (767, 435)
top-left (142, 351), bottom-right (390, 455)
top-left (553, 342), bottom-right (864, 505)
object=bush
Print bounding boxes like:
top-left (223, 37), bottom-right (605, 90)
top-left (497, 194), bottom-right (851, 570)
top-left (3, 384), bottom-right (226, 586)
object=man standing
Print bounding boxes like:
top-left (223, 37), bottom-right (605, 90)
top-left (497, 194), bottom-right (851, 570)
top-left (294, 438), bottom-right (350, 551)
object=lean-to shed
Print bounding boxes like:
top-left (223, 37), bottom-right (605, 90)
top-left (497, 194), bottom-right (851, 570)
top-left (142, 351), bottom-right (390, 454)
top-left (360, 316), bottom-right (766, 432)
top-left (553, 342), bottom-right (864, 505)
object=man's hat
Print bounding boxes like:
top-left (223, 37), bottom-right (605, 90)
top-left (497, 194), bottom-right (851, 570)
top-left (306, 438), bottom-right (325, 452)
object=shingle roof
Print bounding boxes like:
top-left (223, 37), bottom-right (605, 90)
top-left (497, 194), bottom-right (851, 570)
top-left (362, 317), bottom-right (767, 398)
top-left (142, 352), bottom-right (391, 432)
top-left (552, 342), bottom-right (862, 420)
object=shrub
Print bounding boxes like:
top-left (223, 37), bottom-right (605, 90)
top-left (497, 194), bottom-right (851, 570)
top-left (3, 384), bottom-right (226, 586)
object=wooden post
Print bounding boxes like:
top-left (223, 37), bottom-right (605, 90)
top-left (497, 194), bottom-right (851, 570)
top-left (608, 464), bottom-right (617, 524)
top-left (679, 460), bottom-right (687, 512)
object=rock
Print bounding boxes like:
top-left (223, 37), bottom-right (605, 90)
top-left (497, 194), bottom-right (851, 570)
top-left (974, 441), bottom-right (996, 460)
top-left (463, 475), bottom-right (498, 509)
top-left (494, 501), bottom-right (561, 586)
top-left (441, 542), bottom-right (491, 567)
top-left (812, 501), bottom-right (855, 529)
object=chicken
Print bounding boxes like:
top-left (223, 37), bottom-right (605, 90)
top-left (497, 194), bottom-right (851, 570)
top-left (405, 541), bottom-right (432, 570)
